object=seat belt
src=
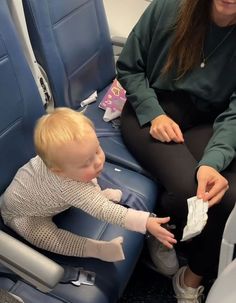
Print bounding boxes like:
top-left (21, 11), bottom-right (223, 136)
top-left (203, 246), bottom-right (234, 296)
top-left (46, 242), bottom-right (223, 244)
top-left (60, 266), bottom-right (96, 287)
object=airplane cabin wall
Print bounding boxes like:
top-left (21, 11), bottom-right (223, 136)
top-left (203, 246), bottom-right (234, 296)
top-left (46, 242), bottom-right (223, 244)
top-left (103, 0), bottom-right (151, 38)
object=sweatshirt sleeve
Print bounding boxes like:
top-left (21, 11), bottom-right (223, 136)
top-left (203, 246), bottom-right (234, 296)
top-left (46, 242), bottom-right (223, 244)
top-left (62, 179), bottom-right (150, 234)
top-left (116, 0), bottom-right (166, 126)
top-left (198, 91), bottom-right (236, 172)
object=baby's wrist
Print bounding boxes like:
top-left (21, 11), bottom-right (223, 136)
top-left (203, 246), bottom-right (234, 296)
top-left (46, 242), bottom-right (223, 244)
top-left (146, 213), bottom-right (157, 238)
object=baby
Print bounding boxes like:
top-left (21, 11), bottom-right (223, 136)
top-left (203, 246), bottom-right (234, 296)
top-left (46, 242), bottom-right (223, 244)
top-left (1, 108), bottom-right (176, 261)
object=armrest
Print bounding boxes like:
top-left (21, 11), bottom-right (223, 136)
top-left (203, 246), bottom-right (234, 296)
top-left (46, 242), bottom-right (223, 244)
top-left (0, 231), bottom-right (64, 293)
top-left (111, 36), bottom-right (127, 61)
top-left (111, 36), bottom-right (127, 47)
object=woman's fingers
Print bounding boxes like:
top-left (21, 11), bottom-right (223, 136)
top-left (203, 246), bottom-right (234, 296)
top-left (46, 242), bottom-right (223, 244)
top-left (150, 115), bottom-right (184, 143)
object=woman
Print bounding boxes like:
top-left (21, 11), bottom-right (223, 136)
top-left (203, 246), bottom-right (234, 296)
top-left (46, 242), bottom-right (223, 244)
top-left (117, 0), bottom-right (236, 302)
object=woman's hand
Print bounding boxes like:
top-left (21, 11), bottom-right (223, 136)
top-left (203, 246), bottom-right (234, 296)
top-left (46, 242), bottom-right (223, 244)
top-left (196, 165), bottom-right (229, 207)
top-left (146, 216), bottom-right (177, 249)
top-left (150, 115), bottom-right (184, 143)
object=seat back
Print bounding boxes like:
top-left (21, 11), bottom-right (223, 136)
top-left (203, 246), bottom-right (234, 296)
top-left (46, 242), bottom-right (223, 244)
top-left (23, 0), bottom-right (116, 109)
top-left (205, 204), bottom-right (236, 303)
top-left (218, 203), bottom-right (236, 275)
top-left (206, 258), bottom-right (236, 303)
top-left (22, 0), bottom-right (149, 176)
top-left (0, 0), bottom-right (66, 297)
top-left (0, 0), bottom-right (44, 195)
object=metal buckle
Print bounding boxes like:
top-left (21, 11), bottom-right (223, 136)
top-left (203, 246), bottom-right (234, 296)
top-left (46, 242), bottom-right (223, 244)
top-left (71, 267), bottom-right (96, 287)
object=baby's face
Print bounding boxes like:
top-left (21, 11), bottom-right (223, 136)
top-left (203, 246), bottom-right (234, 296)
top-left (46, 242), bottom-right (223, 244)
top-left (54, 128), bottom-right (105, 182)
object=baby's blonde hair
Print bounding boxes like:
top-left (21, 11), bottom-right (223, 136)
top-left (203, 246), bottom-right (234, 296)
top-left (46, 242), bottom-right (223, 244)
top-left (34, 107), bottom-right (94, 168)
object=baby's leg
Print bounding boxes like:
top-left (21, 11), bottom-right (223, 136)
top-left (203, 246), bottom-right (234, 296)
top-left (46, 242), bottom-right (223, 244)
top-left (9, 216), bottom-right (124, 261)
top-left (92, 178), bottom-right (122, 202)
top-left (9, 216), bottom-right (86, 256)
top-left (101, 188), bottom-right (122, 203)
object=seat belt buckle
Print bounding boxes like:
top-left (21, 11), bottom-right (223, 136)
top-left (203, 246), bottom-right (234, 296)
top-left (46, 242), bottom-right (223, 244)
top-left (71, 267), bottom-right (96, 287)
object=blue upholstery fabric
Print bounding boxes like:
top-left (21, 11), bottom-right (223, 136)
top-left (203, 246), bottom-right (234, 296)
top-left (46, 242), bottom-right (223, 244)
top-left (0, 1), bottom-right (159, 302)
top-left (81, 86), bottom-right (149, 175)
top-left (22, 0), bottom-right (148, 175)
top-left (0, 0), bottom-right (45, 192)
top-left (22, 0), bottom-right (116, 109)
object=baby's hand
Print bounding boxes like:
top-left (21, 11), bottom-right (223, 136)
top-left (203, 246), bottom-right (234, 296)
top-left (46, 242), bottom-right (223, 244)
top-left (102, 188), bottom-right (122, 203)
top-left (146, 216), bottom-right (177, 249)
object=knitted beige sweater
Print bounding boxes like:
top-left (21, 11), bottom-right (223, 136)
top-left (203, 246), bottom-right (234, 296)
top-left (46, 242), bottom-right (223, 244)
top-left (1, 156), bottom-right (149, 259)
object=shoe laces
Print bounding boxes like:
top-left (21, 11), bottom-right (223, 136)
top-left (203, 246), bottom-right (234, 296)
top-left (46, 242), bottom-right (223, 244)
top-left (175, 285), bottom-right (204, 302)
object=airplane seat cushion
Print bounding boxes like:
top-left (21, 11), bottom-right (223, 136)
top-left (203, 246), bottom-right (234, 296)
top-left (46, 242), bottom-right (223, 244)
top-left (80, 85), bottom-right (150, 175)
top-left (50, 163), bottom-right (159, 302)
top-left (0, 278), bottom-right (64, 303)
top-left (0, 161), bottom-right (159, 303)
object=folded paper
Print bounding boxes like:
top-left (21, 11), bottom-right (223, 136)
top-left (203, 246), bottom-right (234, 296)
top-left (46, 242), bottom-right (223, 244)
top-left (181, 196), bottom-right (209, 241)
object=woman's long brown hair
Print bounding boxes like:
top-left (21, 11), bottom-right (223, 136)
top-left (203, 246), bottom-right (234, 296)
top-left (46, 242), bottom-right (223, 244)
top-left (162, 0), bottom-right (211, 78)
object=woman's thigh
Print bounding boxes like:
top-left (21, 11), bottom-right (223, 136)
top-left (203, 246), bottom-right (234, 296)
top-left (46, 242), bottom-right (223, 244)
top-left (121, 98), bottom-right (236, 209)
top-left (121, 102), bottom-right (217, 222)
top-left (121, 102), bottom-right (212, 195)
top-left (121, 96), bottom-right (236, 276)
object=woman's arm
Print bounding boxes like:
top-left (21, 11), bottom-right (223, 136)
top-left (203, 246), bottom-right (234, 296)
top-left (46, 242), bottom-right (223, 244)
top-left (198, 91), bottom-right (236, 172)
top-left (116, 0), bottom-right (166, 126)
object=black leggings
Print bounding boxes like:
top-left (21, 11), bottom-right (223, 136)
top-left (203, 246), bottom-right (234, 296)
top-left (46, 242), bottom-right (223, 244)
top-left (121, 92), bottom-right (236, 278)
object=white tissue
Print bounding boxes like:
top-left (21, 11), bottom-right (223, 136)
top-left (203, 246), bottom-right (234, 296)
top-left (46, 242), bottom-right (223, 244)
top-left (181, 196), bottom-right (209, 241)
top-left (80, 91), bottom-right (97, 107)
top-left (103, 107), bottom-right (121, 122)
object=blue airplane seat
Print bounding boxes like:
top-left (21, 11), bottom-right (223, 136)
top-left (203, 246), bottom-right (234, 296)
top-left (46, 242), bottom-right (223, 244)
top-left (22, 0), bottom-right (149, 175)
top-left (206, 204), bottom-right (236, 303)
top-left (0, 1), bottom-right (159, 302)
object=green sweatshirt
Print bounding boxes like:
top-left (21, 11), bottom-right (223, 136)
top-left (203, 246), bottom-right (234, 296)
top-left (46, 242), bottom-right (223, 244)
top-left (117, 0), bottom-right (236, 172)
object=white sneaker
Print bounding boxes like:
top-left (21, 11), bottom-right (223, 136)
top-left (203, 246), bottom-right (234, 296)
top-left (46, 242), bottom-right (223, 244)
top-left (173, 266), bottom-right (204, 303)
top-left (147, 236), bottom-right (179, 276)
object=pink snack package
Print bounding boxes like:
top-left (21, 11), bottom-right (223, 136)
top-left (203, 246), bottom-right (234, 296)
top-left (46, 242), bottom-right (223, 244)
top-left (99, 79), bottom-right (126, 120)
